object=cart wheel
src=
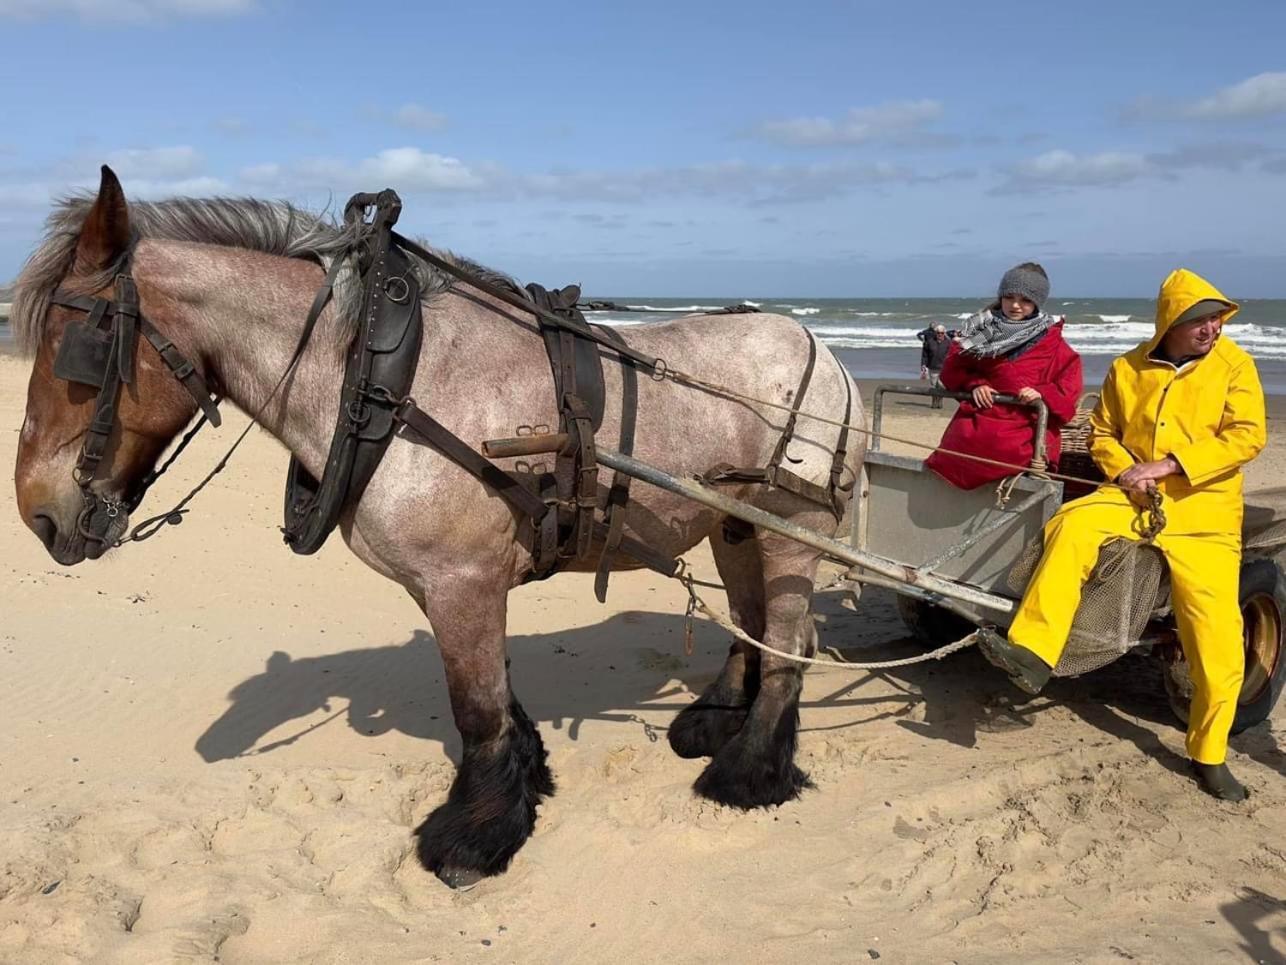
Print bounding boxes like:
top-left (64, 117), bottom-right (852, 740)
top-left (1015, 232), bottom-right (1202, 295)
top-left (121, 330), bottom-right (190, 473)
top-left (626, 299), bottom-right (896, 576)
top-left (1162, 557), bottom-right (1286, 734)
top-left (896, 595), bottom-right (976, 649)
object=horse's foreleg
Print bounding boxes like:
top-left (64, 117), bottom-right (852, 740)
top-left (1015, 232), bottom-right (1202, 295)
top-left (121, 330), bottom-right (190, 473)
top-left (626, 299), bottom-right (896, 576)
top-left (693, 526), bottom-right (822, 808)
top-left (669, 522), bottom-right (764, 759)
top-left (413, 571), bottom-right (553, 888)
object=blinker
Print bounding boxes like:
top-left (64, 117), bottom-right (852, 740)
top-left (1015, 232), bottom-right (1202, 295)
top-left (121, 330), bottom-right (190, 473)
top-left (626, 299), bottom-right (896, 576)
top-left (53, 320), bottom-right (115, 389)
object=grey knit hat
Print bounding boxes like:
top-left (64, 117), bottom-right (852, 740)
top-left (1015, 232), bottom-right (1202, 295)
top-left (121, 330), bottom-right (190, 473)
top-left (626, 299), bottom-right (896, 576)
top-left (997, 264), bottom-right (1050, 309)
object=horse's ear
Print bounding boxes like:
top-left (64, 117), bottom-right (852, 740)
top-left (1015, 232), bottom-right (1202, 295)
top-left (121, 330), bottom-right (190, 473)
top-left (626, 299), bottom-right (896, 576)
top-left (74, 165), bottom-right (131, 272)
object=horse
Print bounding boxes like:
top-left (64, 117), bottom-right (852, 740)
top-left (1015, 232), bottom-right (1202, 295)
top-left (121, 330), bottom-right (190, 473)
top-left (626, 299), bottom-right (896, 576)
top-left (12, 167), bottom-right (864, 888)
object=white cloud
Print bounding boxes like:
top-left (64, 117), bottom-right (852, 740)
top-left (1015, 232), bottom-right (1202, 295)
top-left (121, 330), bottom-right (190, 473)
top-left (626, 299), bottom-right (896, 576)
top-left (753, 99), bottom-right (944, 146)
top-left (0, 0), bottom-right (256, 21)
top-left (1000, 149), bottom-right (1153, 191)
top-left (998, 141), bottom-right (1286, 193)
top-left (1186, 72), bottom-right (1286, 119)
top-left (118, 176), bottom-right (230, 198)
top-left (245, 148), bottom-right (488, 194)
top-left (104, 146), bottom-right (203, 179)
top-left (390, 104), bottom-right (448, 132)
top-left (350, 148), bottom-right (485, 191)
top-left (233, 149), bottom-right (967, 206)
top-left (1125, 72), bottom-right (1286, 122)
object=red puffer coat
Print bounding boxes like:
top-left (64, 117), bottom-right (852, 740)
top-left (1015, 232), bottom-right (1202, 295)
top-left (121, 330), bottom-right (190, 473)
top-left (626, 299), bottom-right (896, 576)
top-left (924, 323), bottom-right (1082, 489)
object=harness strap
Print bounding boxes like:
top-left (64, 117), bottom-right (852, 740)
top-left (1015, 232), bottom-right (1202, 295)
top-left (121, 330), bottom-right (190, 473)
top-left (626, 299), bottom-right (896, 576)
top-left (137, 319), bottom-right (222, 427)
top-left (768, 329), bottom-right (817, 471)
top-left (391, 399), bottom-right (551, 522)
top-left (392, 231), bottom-right (664, 374)
top-left (698, 328), bottom-right (843, 518)
top-left (827, 369), bottom-right (856, 516)
top-left (51, 286), bottom-right (222, 428)
top-left (122, 253), bottom-right (347, 543)
top-left (594, 326), bottom-right (639, 602)
top-left (389, 397), bottom-right (677, 581)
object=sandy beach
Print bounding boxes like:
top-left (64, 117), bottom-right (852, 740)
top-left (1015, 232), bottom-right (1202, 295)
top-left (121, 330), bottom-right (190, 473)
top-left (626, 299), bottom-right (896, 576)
top-left (2, 352), bottom-right (1285, 964)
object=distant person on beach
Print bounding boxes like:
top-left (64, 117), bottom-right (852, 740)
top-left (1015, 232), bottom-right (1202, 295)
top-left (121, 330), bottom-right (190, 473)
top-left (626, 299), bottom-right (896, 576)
top-left (919, 323), bottom-right (951, 409)
top-left (975, 268), bottom-right (1265, 802)
top-left (925, 263), bottom-right (1083, 488)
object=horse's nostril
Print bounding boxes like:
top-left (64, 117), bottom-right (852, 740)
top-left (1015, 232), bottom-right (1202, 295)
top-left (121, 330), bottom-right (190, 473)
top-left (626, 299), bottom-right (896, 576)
top-left (31, 511), bottom-right (58, 549)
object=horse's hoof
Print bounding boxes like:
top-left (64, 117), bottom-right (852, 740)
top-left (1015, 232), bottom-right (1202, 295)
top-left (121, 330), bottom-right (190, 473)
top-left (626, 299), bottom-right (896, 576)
top-left (668, 702), bottom-right (748, 759)
top-left (436, 865), bottom-right (485, 891)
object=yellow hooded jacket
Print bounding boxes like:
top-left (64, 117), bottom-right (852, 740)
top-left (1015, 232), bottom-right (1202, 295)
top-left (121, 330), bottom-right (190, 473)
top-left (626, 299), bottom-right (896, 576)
top-left (1088, 268), bottom-right (1266, 534)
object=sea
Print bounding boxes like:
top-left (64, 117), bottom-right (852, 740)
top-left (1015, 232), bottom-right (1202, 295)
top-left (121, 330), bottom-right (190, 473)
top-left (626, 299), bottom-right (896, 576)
top-left (579, 297), bottom-right (1286, 395)
top-left (6, 296), bottom-right (1286, 392)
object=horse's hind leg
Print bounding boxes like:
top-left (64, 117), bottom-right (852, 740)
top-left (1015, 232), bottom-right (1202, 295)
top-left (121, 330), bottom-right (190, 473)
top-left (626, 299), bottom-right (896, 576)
top-left (413, 571), bottom-right (553, 888)
top-left (693, 517), bottom-right (826, 808)
top-left (668, 521), bottom-right (764, 759)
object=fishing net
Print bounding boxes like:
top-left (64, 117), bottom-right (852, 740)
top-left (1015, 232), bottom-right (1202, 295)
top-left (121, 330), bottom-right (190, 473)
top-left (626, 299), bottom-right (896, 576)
top-left (1244, 489), bottom-right (1286, 553)
top-left (1005, 534), bottom-right (1167, 676)
top-left (997, 391), bottom-right (1168, 676)
top-left (997, 393), bottom-right (1286, 678)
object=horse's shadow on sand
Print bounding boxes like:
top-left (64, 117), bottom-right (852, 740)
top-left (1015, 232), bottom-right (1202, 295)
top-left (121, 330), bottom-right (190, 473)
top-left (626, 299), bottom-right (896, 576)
top-left (195, 611), bottom-right (727, 765)
top-left (195, 587), bottom-right (1284, 778)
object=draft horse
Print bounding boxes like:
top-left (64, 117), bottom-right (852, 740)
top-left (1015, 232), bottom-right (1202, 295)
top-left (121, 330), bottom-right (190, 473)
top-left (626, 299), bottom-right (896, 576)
top-left (13, 167), bottom-right (864, 887)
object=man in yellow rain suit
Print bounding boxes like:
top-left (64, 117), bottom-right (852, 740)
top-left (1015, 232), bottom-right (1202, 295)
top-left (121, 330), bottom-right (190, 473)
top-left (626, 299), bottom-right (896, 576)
top-left (978, 268), bottom-right (1266, 801)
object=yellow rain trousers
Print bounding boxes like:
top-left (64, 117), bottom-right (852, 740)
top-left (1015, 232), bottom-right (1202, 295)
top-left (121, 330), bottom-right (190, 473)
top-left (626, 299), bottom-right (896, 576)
top-left (1008, 269), bottom-right (1267, 764)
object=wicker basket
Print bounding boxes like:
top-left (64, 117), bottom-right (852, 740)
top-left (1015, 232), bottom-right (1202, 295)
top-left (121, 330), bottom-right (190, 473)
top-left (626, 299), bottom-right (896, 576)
top-left (1059, 392), bottom-right (1103, 500)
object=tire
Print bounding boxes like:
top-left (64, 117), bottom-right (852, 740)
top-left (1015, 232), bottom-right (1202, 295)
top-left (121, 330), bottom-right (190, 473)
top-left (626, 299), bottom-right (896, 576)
top-left (896, 594), bottom-right (977, 649)
top-left (1162, 557), bottom-right (1286, 734)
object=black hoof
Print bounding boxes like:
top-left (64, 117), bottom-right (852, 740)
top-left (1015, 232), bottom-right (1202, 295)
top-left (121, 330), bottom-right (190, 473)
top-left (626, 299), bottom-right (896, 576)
top-left (415, 702), bottom-right (554, 882)
top-left (436, 866), bottom-right (485, 891)
top-left (668, 700), bottom-right (749, 759)
top-left (692, 707), bottom-right (811, 809)
top-left (694, 743), bottom-right (812, 808)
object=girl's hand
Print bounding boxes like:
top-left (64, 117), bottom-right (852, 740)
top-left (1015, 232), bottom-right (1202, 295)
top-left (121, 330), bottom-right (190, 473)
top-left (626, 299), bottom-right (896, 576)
top-left (1016, 387), bottom-right (1042, 403)
top-left (971, 384), bottom-right (996, 408)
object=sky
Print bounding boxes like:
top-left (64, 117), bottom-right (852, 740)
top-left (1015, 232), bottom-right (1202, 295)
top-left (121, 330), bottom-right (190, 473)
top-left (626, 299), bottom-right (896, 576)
top-left (2, 0), bottom-right (1286, 297)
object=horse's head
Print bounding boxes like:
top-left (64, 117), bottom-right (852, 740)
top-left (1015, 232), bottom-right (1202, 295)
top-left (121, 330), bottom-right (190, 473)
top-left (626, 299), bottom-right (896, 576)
top-left (15, 166), bottom-right (218, 564)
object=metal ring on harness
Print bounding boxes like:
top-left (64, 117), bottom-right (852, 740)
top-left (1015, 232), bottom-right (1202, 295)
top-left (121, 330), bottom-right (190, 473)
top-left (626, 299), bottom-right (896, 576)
top-left (383, 275), bottom-right (411, 304)
top-left (346, 399), bottom-right (371, 428)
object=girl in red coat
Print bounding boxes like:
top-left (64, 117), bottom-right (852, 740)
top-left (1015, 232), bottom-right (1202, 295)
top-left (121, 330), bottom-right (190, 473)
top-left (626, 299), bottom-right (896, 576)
top-left (925, 263), bottom-right (1082, 489)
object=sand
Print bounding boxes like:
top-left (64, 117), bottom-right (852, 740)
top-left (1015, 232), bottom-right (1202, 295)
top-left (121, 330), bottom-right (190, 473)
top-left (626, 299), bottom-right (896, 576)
top-left (2, 354), bottom-right (1285, 964)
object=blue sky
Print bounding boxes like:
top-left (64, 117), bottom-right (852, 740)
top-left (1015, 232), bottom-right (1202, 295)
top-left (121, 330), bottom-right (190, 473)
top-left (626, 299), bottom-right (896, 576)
top-left (2, 0), bottom-right (1285, 296)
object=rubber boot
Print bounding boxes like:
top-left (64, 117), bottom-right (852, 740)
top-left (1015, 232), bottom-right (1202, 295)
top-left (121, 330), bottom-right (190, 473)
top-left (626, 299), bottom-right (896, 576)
top-left (975, 627), bottom-right (1052, 695)
top-left (1192, 761), bottom-right (1248, 802)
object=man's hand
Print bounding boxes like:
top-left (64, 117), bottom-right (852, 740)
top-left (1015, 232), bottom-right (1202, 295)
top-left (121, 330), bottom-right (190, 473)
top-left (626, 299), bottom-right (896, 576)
top-left (920, 366), bottom-right (929, 380)
top-left (1016, 386), bottom-right (1042, 403)
top-left (971, 384), bottom-right (996, 408)
top-left (1117, 455), bottom-right (1182, 494)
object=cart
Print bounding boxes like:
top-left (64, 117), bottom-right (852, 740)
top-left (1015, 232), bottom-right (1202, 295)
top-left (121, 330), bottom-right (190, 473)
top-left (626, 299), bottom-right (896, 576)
top-left (849, 384), bottom-right (1286, 733)
top-left (549, 383), bottom-right (1286, 735)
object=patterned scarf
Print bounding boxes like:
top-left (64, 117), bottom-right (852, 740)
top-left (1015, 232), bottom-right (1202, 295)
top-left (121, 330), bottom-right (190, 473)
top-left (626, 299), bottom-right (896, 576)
top-left (955, 308), bottom-right (1055, 359)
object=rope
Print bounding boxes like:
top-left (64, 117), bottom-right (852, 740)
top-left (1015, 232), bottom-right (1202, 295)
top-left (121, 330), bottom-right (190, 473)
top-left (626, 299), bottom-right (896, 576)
top-left (675, 558), bottom-right (978, 671)
top-left (663, 367), bottom-right (1139, 498)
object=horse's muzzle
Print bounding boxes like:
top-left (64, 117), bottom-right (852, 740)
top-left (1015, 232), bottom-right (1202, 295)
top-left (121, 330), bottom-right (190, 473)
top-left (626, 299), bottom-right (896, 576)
top-left (27, 493), bottom-right (127, 565)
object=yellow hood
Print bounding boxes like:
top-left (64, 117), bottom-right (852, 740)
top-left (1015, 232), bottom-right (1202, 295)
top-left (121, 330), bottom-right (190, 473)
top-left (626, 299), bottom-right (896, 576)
top-left (1150, 268), bottom-right (1240, 351)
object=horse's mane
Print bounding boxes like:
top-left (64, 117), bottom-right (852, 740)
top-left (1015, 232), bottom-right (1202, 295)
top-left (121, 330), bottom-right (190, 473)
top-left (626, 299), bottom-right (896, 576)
top-left (10, 193), bottom-right (522, 354)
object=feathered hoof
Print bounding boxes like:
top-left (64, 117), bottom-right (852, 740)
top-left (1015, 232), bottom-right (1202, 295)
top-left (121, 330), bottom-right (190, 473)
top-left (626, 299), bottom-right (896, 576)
top-left (668, 700), bottom-right (749, 759)
top-left (692, 733), bottom-right (812, 809)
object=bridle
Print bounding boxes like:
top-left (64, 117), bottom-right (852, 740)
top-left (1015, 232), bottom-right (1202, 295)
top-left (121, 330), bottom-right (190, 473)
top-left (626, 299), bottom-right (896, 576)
top-left (48, 265), bottom-right (222, 547)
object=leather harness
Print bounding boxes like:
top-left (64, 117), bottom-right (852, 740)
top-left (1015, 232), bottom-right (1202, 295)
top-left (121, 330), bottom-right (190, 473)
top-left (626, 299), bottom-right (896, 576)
top-left (44, 188), bottom-right (852, 599)
top-left (48, 273), bottom-right (221, 544)
top-left (281, 191), bottom-right (425, 554)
